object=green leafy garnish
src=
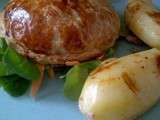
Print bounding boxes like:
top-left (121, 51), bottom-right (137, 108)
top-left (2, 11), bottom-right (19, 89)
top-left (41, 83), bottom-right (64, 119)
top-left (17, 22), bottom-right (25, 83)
top-left (0, 38), bottom-right (41, 97)
top-left (64, 60), bottom-right (101, 101)
top-left (3, 47), bottom-right (40, 81)
top-left (0, 38), bottom-right (7, 55)
top-left (0, 75), bottom-right (30, 97)
top-left (106, 48), bottom-right (116, 58)
top-left (0, 62), bottom-right (14, 76)
top-left (0, 38), bottom-right (7, 60)
top-left (0, 38), bottom-right (15, 77)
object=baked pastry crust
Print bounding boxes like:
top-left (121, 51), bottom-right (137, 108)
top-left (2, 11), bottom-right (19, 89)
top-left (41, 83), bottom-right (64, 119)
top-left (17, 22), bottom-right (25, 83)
top-left (1, 0), bottom-right (120, 64)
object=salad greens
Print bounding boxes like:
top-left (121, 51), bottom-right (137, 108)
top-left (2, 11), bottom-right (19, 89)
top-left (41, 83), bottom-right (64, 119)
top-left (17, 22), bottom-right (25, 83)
top-left (0, 38), bottom-right (7, 55)
top-left (0, 75), bottom-right (30, 97)
top-left (64, 60), bottom-right (101, 101)
top-left (0, 39), bottom-right (15, 76)
top-left (3, 47), bottom-right (40, 80)
top-left (0, 37), bottom-right (40, 97)
top-left (0, 37), bottom-right (149, 99)
top-left (0, 62), bottom-right (14, 76)
top-left (64, 39), bottom-right (149, 101)
top-left (106, 48), bottom-right (116, 58)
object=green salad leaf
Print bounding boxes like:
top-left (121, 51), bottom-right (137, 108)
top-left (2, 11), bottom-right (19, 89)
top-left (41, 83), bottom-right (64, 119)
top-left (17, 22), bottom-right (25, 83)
top-left (64, 60), bottom-right (101, 101)
top-left (3, 47), bottom-right (40, 81)
top-left (0, 38), bottom-right (15, 76)
top-left (0, 62), bottom-right (14, 76)
top-left (106, 48), bottom-right (116, 58)
top-left (0, 37), bottom-right (41, 97)
top-left (0, 75), bottom-right (30, 97)
top-left (0, 38), bottom-right (7, 60)
top-left (0, 38), bottom-right (7, 55)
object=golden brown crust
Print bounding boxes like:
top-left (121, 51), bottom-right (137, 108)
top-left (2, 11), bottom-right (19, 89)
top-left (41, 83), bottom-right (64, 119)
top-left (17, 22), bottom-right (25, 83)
top-left (148, 12), bottom-right (160, 25)
top-left (3, 0), bottom-right (120, 64)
